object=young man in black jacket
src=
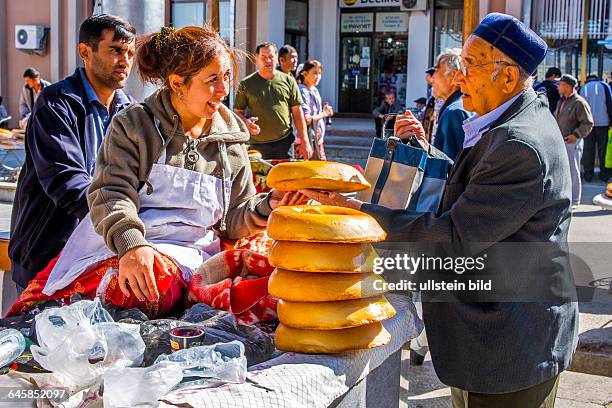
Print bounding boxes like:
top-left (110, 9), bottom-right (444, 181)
top-left (534, 67), bottom-right (561, 113)
top-left (9, 14), bottom-right (136, 292)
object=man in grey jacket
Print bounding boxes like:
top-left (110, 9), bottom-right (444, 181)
top-left (18, 67), bottom-right (51, 129)
top-left (302, 13), bottom-right (577, 407)
top-left (555, 74), bottom-right (594, 208)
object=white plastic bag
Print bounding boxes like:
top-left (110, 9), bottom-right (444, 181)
top-left (103, 360), bottom-right (183, 408)
top-left (155, 340), bottom-right (247, 383)
top-left (30, 299), bottom-right (145, 387)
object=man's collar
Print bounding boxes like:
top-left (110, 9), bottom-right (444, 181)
top-left (439, 89), bottom-right (463, 113)
top-left (257, 70), bottom-right (276, 81)
top-left (462, 91), bottom-right (523, 148)
top-left (78, 68), bottom-right (101, 105)
top-left (78, 67), bottom-right (131, 108)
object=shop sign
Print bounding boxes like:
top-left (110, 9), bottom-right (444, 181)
top-left (376, 12), bottom-right (408, 32)
top-left (341, 13), bottom-right (374, 33)
top-left (339, 0), bottom-right (401, 8)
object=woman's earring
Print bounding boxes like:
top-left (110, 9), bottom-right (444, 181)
top-left (178, 92), bottom-right (184, 98)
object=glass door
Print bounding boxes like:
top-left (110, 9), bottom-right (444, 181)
top-left (372, 33), bottom-right (408, 110)
top-left (339, 36), bottom-right (372, 113)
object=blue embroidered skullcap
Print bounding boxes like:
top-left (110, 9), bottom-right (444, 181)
top-left (473, 13), bottom-right (547, 75)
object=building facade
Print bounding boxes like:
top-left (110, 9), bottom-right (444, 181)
top-left (1, 0), bottom-right (610, 125)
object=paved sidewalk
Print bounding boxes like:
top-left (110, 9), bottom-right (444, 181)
top-left (400, 351), bottom-right (612, 408)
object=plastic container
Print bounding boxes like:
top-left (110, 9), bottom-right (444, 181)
top-left (324, 102), bottom-right (332, 126)
top-left (0, 328), bottom-right (26, 368)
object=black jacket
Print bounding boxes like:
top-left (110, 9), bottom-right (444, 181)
top-left (9, 69), bottom-right (132, 287)
top-left (363, 89), bottom-right (578, 393)
top-left (534, 79), bottom-right (561, 113)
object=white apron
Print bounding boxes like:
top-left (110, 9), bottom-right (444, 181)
top-left (43, 142), bottom-right (232, 296)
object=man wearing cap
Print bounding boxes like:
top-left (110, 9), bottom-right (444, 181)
top-left (302, 13), bottom-right (577, 407)
top-left (555, 74), bottom-right (594, 209)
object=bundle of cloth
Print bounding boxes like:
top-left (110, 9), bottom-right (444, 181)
top-left (7, 232), bottom-right (277, 323)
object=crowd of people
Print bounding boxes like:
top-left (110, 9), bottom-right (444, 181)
top-left (1, 10), bottom-right (609, 408)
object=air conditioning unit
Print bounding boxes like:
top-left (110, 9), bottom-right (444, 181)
top-left (400, 0), bottom-right (428, 12)
top-left (15, 25), bottom-right (47, 51)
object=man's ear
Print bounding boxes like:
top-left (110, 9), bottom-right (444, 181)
top-left (504, 65), bottom-right (520, 93)
top-left (78, 43), bottom-right (90, 62)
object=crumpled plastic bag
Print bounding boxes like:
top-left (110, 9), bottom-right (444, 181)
top-left (140, 303), bottom-right (274, 366)
top-left (155, 340), bottom-right (247, 383)
top-left (30, 298), bottom-right (145, 387)
top-left (103, 360), bottom-right (183, 408)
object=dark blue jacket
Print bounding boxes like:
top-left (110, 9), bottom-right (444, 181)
top-left (432, 90), bottom-right (470, 161)
top-left (9, 69), bottom-right (133, 288)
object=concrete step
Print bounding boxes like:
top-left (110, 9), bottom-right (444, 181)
top-left (569, 301), bottom-right (612, 378)
top-left (327, 127), bottom-right (376, 137)
top-left (325, 135), bottom-right (375, 147)
top-left (0, 182), bottom-right (16, 203)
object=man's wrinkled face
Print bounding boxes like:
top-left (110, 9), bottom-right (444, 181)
top-left (385, 94), bottom-right (396, 106)
top-left (558, 81), bottom-right (574, 98)
top-left (80, 29), bottom-right (135, 90)
top-left (432, 61), bottom-right (456, 99)
top-left (257, 46), bottom-right (278, 75)
top-left (454, 35), bottom-right (520, 116)
top-left (280, 52), bottom-right (298, 73)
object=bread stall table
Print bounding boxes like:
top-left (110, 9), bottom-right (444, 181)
top-left (160, 294), bottom-right (421, 408)
top-left (0, 130), bottom-right (25, 181)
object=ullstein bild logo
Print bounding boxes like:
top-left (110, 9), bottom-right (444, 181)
top-left (343, 0), bottom-right (400, 5)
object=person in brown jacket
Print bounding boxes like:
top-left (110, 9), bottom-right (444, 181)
top-left (42, 25), bottom-right (303, 309)
top-left (555, 74), bottom-right (594, 208)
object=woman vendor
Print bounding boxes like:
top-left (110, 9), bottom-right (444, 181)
top-left (9, 25), bottom-right (302, 317)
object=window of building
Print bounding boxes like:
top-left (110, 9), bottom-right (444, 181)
top-left (285, 0), bottom-right (308, 62)
top-left (171, 0), bottom-right (232, 42)
top-left (433, 0), bottom-right (463, 61)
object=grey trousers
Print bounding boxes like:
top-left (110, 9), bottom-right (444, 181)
top-left (565, 139), bottom-right (583, 205)
top-left (451, 374), bottom-right (560, 408)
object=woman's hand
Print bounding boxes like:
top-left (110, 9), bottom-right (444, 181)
top-left (394, 110), bottom-right (429, 151)
top-left (268, 190), bottom-right (309, 209)
top-left (118, 246), bottom-right (168, 302)
top-left (299, 189), bottom-right (363, 210)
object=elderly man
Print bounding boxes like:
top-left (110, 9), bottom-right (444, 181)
top-left (428, 48), bottom-right (471, 160)
top-left (555, 74), bottom-right (594, 209)
top-left (302, 13), bottom-right (577, 407)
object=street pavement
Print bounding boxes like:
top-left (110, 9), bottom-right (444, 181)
top-left (0, 179), bottom-right (611, 407)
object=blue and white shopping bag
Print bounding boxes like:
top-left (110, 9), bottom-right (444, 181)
top-left (356, 136), bottom-right (452, 211)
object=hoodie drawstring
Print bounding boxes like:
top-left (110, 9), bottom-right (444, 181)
top-left (218, 141), bottom-right (231, 232)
